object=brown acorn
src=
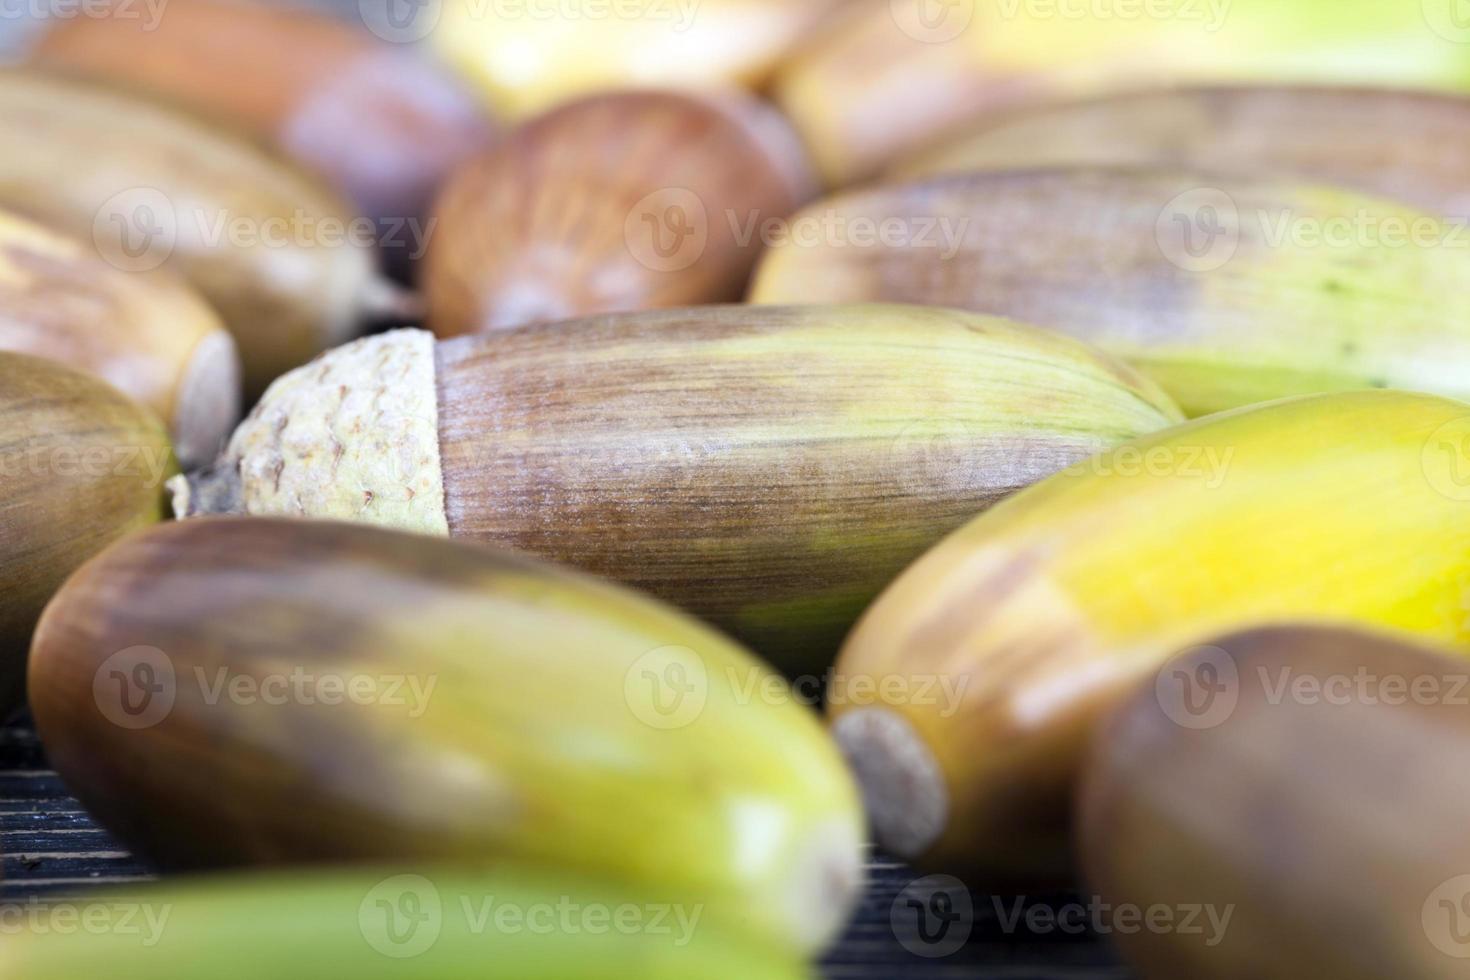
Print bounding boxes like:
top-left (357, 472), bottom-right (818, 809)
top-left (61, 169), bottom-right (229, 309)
top-left (424, 90), bottom-right (817, 336)
top-left (1081, 625), bottom-right (1470, 979)
top-left (28, 517), bottom-right (865, 955)
top-left (0, 207), bottom-right (238, 467)
top-left (31, 0), bottom-right (497, 237)
top-left (0, 70), bottom-right (404, 395)
top-left (896, 85), bottom-right (1470, 217)
top-left (169, 305), bottom-right (1182, 675)
top-left (0, 351), bottom-right (173, 713)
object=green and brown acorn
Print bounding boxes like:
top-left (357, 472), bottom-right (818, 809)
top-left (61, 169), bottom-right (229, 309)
top-left (168, 304), bottom-right (1183, 674)
top-left (0, 351), bottom-right (173, 713)
top-left (0, 206), bottom-right (238, 466)
top-left (0, 69), bottom-right (407, 395)
top-left (29, 517), bottom-right (863, 955)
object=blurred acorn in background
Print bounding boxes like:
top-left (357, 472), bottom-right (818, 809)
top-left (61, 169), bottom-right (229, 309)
top-left (29, 518), bottom-right (864, 955)
top-left (0, 206), bottom-right (238, 467)
top-left (1082, 625), bottom-right (1470, 980)
top-left (424, 89), bottom-right (816, 335)
top-left (829, 390), bottom-right (1470, 881)
top-left (431, 0), bottom-right (844, 120)
top-left (0, 70), bottom-right (405, 395)
top-left (776, 0), bottom-right (1470, 185)
top-left (750, 168), bottom-right (1470, 416)
top-left (169, 306), bottom-right (1182, 674)
top-left (0, 351), bottom-right (173, 715)
top-left (30, 0), bottom-right (497, 253)
top-left (894, 85), bottom-right (1470, 218)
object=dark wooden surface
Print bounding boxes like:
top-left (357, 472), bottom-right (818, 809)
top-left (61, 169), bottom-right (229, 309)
top-left (1, 713), bottom-right (1129, 978)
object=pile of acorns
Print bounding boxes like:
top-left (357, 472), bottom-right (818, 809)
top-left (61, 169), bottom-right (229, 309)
top-left (4, 1), bottom-right (1470, 977)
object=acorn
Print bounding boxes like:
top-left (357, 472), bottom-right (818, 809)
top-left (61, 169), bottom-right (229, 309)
top-left (0, 351), bottom-right (173, 714)
top-left (750, 168), bottom-right (1470, 416)
top-left (167, 306), bottom-right (1183, 674)
top-left (30, 0), bottom-right (497, 239)
top-left (0, 70), bottom-right (404, 395)
top-left (895, 85), bottom-right (1470, 218)
top-left (28, 517), bottom-right (864, 955)
top-left (0, 206), bottom-right (238, 467)
top-left (829, 390), bottom-right (1470, 880)
top-left (776, 0), bottom-right (1470, 185)
top-left (430, 0), bottom-right (839, 121)
top-left (0, 865), bottom-right (810, 979)
top-left (424, 90), bottom-right (817, 336)
top-left (1081, 626), bottom-right (1470, 979)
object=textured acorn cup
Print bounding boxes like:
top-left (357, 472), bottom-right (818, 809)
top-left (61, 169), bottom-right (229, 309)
top-left (0, 207), bottom-right (238, 467)
top-left (0, 865), bottom-right (811, 979)
top-left (168, 306), bottom-right (1183, 675)
top-left (829, 390), bottom-right (1470, 881)
top-left (0, 352), bottom-right (173, 714)
top-left (28, 517), bottom-right (865, 955)
top-left (750, 168), bottom-right (1470, 416)
top-left (431, 0), bottom-right (839, 120)
top-left (895, 85), bottom-right (1470, 217)
top-left (776, 0), bottom-right (1470, 185)
top-left (424, 90), bottom-right (817, 336)
top-left (1081, 626), bottom-right (1470, 980)
top-left (0, 69), bottom-right (405, 395)
top-left (31, 0), bottom-right (497, 230)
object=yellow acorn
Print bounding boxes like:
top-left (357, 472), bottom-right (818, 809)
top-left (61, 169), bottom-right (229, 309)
top-left (829, 390), bottom-right (1470, 880)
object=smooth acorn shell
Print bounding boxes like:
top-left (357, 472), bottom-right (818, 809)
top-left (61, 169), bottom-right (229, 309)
top-left (1082, 626), bottom-right (1470, 980)
top-left (750, 168), bottom-right (1470, 416)
top-left (0, 70), bottom-right (392, 395)
top-left (28, 517), bottom-right (865, 954)
top-left (0, 351), bottom-right (172, 713)
top-left (828, 390), bottom-right (1470, 881)
top-left (432, 0), bottom-right (840, 120)
top-left (896, 85), bottom-right (1470, 217)
top-left (177, 305), bottom-right (1183, 676)
top-left (0, 207), bottom-right (238, 467)
top-left (31, 0), bottom-right (497, 232)
top-left (0, 864), bottom-right (811, 979)
top-left (776, 0), bottom-right (1470, 185)
top-left (425, 90), bottom-right (816, 335)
